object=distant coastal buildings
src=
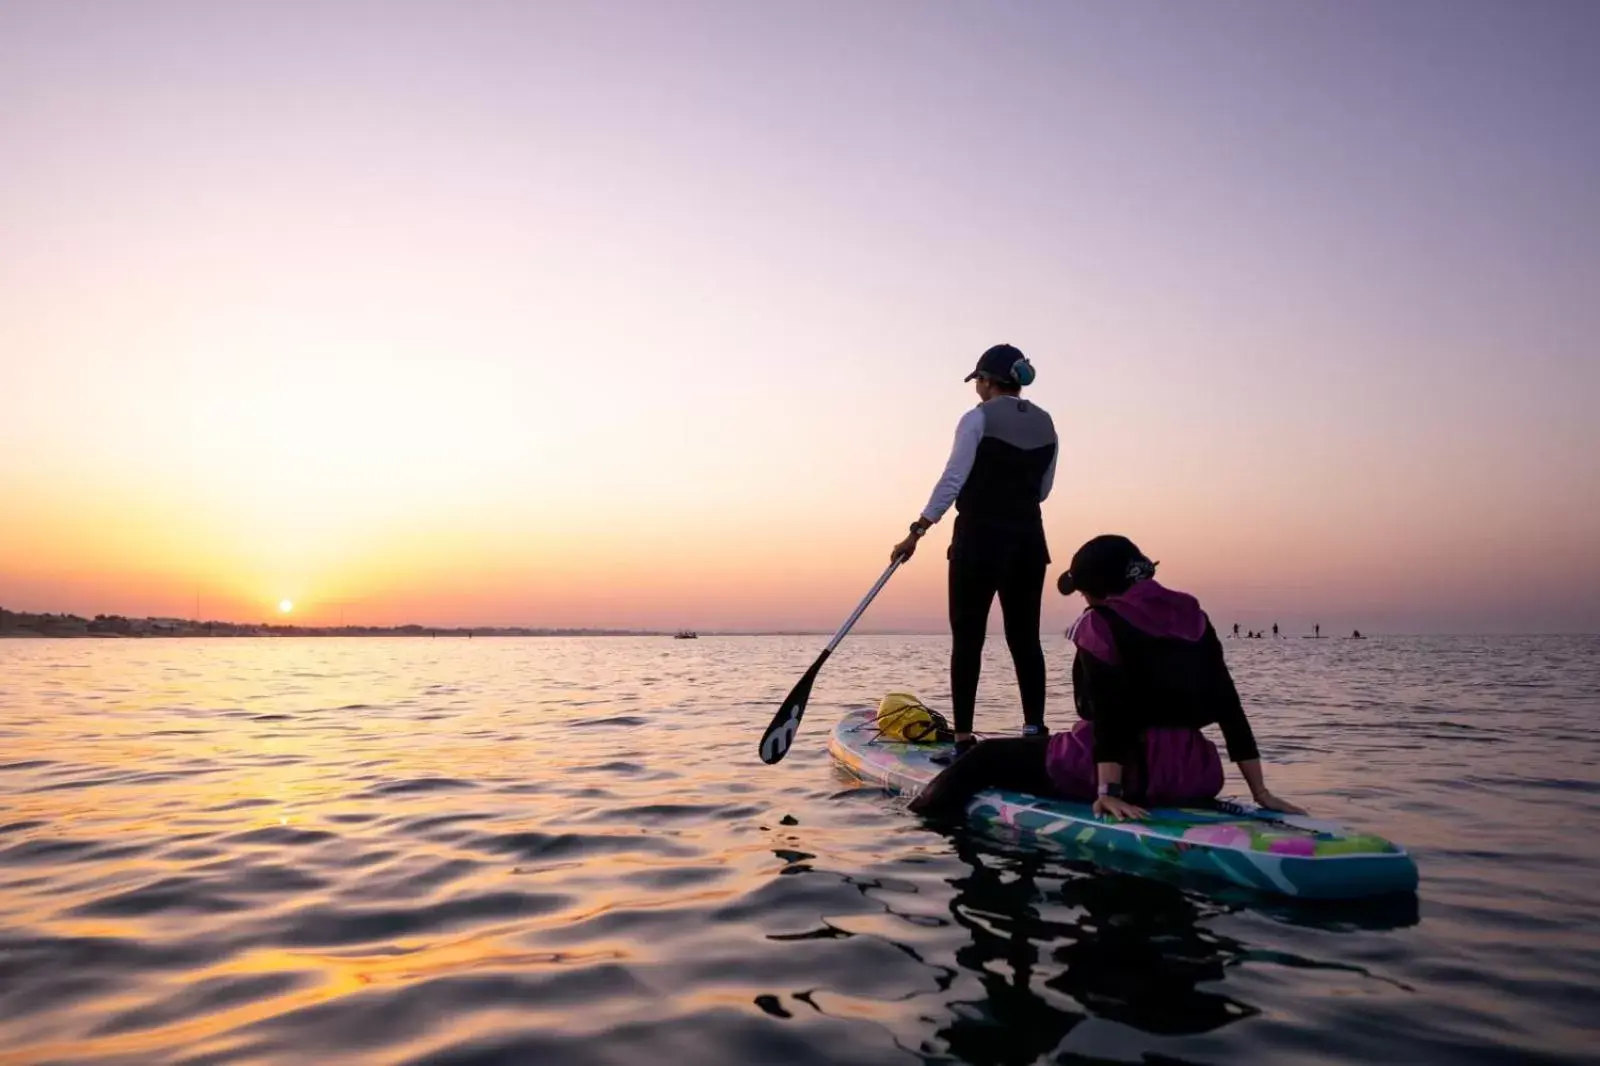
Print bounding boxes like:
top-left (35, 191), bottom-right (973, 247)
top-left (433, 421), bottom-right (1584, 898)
top-left (0, 607), bottom-right (662, 639)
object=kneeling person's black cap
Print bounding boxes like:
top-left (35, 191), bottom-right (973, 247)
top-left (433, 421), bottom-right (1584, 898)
top-left (1056, 535), bottom-right (1158, 599)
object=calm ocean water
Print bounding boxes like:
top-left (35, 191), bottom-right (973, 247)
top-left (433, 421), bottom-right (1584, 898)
top-left (0, 635), bottom-right (1596, 1065)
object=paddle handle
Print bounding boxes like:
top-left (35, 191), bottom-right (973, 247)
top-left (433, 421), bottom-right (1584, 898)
top-left (824, 557), bottom-right (902, 653)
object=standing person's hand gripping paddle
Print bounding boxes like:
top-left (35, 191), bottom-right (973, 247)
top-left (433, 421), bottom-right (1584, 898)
top-left (890, 519), bottom-right (931, 564)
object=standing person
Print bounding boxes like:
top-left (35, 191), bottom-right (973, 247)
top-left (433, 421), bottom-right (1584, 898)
top-left (891, 344), bottom-right (1059, 763)
top-left (1232, 623), bottom-right (1240, 638)
top-left (1314, 623), bottom-right (1321, 639)
top-left (1272, 623), bottom-right (1279, 639)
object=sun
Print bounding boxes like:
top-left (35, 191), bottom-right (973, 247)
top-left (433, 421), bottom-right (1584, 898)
top-left (278, 599), bottom-right (294, 614)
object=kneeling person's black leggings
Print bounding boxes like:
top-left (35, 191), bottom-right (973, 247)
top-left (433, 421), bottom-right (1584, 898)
top-left (949, 543), bottom-right (1048, 735)
top-left (908, 736), bottom-right (1054, 820)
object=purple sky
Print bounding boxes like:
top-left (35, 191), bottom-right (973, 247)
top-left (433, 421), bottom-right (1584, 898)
top-left (1, 1), bottom-right (1597, 632)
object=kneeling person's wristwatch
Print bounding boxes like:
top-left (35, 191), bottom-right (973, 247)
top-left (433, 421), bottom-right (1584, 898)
top-left (1097, 782), bottom-right (1123, 799)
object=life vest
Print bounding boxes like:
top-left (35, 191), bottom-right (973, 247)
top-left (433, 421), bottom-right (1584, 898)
top-left (955, 396), bottom-right (1057, 527)
top-left (1075, 604), bottom-right (1220, 726)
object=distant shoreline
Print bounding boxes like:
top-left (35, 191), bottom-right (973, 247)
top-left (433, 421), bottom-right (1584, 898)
top-left (0, 627), bottom-right (950, 639)
top-left (0, 608), bottom-right (655, 639)
top-left (9, 609), bottom-right (1588, 641)
top-left (0, 608), bottom-right (935, 639)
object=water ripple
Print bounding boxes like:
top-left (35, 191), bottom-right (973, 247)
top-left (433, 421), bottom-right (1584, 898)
top-left (0, 634), bottom-right (1594, 1064)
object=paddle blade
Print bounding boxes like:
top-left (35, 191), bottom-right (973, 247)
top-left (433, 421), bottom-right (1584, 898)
top-left (759, 650), bottom-right (830, 765)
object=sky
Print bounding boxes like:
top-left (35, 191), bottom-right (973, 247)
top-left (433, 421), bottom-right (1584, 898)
top-left (2, 0), bottom-right (1597, 634)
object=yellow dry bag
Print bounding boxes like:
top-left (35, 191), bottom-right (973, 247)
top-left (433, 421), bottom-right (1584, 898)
top-left (875, 692), bottom-right (954, 744)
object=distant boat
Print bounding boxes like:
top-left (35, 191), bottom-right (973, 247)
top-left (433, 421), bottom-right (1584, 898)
top-left (674, 630), bottom-right (698, 640)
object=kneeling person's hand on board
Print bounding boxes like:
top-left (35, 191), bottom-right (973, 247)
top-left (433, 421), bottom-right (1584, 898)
top-left (1092, 793), bottom-right (1149, 821)
top-left (1252, 789), bottom-right (1308, 816)
top-left (1236, 759), bottom-right (1308, 816)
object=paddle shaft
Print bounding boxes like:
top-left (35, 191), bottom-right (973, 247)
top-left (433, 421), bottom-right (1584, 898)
top-left (824, 557), bottom-right (903, 653)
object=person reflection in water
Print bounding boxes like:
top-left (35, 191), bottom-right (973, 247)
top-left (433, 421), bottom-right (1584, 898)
top-left (929, 830), bottom-right (1261, 1062)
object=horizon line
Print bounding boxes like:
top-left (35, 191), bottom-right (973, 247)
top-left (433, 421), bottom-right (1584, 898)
top-left (3, 607), bottom-right (1596, 640)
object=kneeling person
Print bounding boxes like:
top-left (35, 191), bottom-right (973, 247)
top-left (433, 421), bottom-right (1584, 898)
top-left (909, 535), bottom-right (1305, 822)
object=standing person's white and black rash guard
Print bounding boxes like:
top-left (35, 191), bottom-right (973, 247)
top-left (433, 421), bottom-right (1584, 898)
top-left (917, 346), bottom-right (1058, 748)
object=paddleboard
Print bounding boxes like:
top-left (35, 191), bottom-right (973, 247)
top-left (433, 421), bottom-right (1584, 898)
top-left (829, 708), bottom-right (1417, 900)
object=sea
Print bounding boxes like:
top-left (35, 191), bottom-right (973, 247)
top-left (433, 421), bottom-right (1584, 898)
top-left (0, 634), bottom-right (1596, 1065)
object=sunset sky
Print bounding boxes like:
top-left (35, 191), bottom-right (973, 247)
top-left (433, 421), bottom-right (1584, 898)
top-left (3, 1), bottom-right (1597, 634)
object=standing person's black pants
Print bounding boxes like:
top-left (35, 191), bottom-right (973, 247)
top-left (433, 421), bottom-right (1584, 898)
top-left (948, 519), bottom-right (1049, 736)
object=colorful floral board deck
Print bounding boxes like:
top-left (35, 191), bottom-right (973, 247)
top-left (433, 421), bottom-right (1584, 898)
top-left (829, 708), bottom-right (1418, 900)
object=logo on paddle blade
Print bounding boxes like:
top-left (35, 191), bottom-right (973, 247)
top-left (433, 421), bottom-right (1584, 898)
top-left (762, 706), bottom-right (801, 763)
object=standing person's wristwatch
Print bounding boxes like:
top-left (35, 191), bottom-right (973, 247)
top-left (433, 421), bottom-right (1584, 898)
top-left (909, 519), bottom-right (931, 537)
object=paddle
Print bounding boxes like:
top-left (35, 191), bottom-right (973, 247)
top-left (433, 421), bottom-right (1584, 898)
top-left (758, 556), bottom-right (905, 764)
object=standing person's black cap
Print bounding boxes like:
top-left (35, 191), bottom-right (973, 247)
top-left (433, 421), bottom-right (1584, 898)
top-left (964, 343), bottom-right (1035, 385)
